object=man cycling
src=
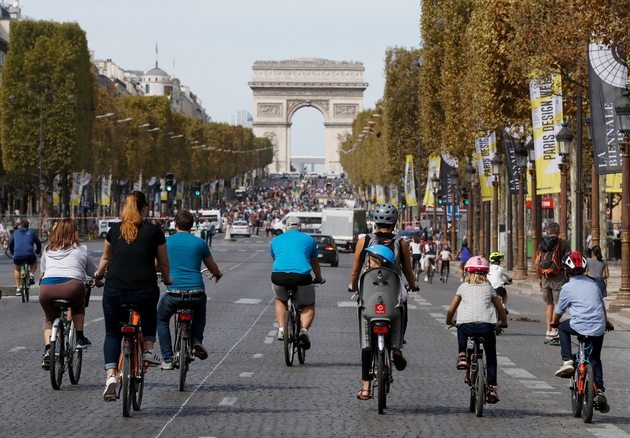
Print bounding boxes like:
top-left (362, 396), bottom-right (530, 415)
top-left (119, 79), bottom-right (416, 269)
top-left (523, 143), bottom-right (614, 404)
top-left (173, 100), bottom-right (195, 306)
top-left (157, 210), bottom-right (223, 369)
top-left (551, 252), bottom-right (613, 408)
top-left (423, 235), bottom-right (438, 281)
top-left (270, 216), bottom-right (324, 349)
top-left (8, 220), bottom-right (42, 296)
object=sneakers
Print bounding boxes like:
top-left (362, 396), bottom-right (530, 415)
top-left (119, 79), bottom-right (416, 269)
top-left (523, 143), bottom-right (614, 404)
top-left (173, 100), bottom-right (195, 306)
top-left (15, 288), bottom-right (21, 296)
top-left (544, 331), bottom-right (559, 344)
top-left (423, 276), bottom-right (428, 282)
top-left (192, 341), bottom-right (208, 360)
top-left (142, 350), bottom-right (162, 365)
top-left (298, 328), bottom-right (311, 350)
top-left (103, 375), bottom-right (118, 402)
top-left (555, 359), bottom-right (575, 377)
top-left (160, 361), bottom-right (174, 370)
top-left (487, 385), bottom-right (500, 403)
top-left (597, 388), bottom-right (607, 405)
top-left (456, 353), bottom-right (468, 370)
top-left (42, 348), bottom-right (51, 370)
top-left (76, 337), bottom-right (92, 349)
top-left (29, 274), bottom-right (35, 285)
top-left (597, 389), bottom-right (610, 413)
top-left (277, 329), bottom-right (284, 341)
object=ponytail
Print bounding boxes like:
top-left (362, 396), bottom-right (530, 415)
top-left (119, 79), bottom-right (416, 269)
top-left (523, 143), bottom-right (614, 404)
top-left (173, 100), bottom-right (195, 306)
top-left (120, 191), bottom-right (147, 244)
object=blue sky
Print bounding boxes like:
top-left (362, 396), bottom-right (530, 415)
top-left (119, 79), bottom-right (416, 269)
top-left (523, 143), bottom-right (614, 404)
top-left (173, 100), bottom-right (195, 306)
top-left (23, 0), bottom-right (420, 158)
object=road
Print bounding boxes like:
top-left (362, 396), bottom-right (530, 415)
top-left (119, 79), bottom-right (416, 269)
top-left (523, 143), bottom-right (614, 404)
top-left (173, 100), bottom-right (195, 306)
top-left (0, 236), bottom-right (629, 437)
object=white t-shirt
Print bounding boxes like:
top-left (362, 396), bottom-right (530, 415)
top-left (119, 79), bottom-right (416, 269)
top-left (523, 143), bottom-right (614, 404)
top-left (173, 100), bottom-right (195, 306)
top-left (410, 241), bottom-right (422, 255)
top-left (487, 264), bottom-right (512, 289)
top-left (455, 283), bottom-right (498, 324)
top-left (439, 250), bottom-right (452, 260)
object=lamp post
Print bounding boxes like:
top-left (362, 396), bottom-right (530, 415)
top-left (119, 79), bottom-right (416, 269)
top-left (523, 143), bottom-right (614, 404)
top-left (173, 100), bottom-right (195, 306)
top-left (556, 119), bottom-right (573, 241)
top-left (526, 138), bottom-right (539, 279)
top-left (610, 88), bottom-right (630, 310)
top-left (465, 162), bottom-right (476, 252)
top-left (431, 174), bottom-right (440, 233)
top-left (491, 154), bottom-right (503, 252)
top-left (9, 88), bottom-right (74, 231)
top-left (450, 168), bottom-right (458, 251)
top-left (585, 115), bottom-right (600, 250)
top-left (514, 141), bottom-right (529, 279)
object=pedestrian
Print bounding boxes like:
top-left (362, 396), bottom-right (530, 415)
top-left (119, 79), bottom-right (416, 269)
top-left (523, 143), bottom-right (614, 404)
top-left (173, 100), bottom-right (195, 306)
top-left (586, 245), bottom-right (609, 298)
top-left (613, 227), bottom-right (621, 265)
top-left (585, 233), bottom-right (593, 258)
top-left (207, 221), bottom-right (215, 247)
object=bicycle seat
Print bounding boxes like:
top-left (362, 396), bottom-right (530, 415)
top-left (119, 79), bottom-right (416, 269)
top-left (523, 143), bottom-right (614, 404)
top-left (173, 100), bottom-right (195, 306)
top-left (52, 299), bottom-right (71, 309)
top-left (120, 304), bottom-right (140, 311)
top-left (576, 335), bottom-right (592, 342)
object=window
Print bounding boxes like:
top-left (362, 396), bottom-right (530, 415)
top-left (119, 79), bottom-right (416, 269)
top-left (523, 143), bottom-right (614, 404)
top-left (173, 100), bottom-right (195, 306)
top-left (145, 84), bottom-right (150, 93)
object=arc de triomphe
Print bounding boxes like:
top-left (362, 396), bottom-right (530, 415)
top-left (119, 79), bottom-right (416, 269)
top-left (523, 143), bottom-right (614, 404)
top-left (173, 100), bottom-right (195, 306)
top-left (249, 58), bottom-right (368, 173)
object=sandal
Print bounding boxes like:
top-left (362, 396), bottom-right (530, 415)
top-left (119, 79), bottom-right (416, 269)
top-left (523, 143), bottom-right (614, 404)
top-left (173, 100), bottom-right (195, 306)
top-left (392, 350), bottom-right (407, 371)
top-left (356, 388), bottom-right (372, 400)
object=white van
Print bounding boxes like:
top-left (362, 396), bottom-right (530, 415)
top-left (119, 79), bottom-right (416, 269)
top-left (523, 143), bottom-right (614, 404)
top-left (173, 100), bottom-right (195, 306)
top-left (99, 218), bottom-right (121, 239)
top-left (272, 212), bottom-right (322, 235)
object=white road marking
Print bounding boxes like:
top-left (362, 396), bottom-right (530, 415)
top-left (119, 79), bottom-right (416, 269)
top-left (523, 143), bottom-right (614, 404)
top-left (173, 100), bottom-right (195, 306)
top-left (87, 296), bottom-right (102, 301)
top-left (90, 317), bottom-right (104, 323)
top-left (264, 337), bottom-right (273, 344)
top-left (219, 397), bottom-right (238, 406)
top-left (503, 368), bottom-right (537, 379)
top-left (588, 425), bottom-right (630, 438)
top-left (520, 380), bottom-right (554, 389)
top-left (415, 302), bottom-right (433, 306)
top-left (267, 330), bottom-right (277, 336)
top-left (239, 372), bottom-right (254, 378)
top-left (497, 356), bottom-right (515, 366)
top-left (253, 353), bottom-right (264, 358)
top-left (507, 309), bottom-right (521, 315)
top-left (234, 298), bottom-right (261, 304)
top-left (229, 263), bottom-right (244, 271)
top-left (9, 346), bottom-right (26, 352)
top-left (237, 249), bottom-right (246, 252)
top-left (533, 391), bottom-right (562, 394)
top-left (407, 304), bottom-right (417, 310)
top-left (337, 301), bottom-right (357, 308)
top-left (429, 313), bottom-right (446, 318)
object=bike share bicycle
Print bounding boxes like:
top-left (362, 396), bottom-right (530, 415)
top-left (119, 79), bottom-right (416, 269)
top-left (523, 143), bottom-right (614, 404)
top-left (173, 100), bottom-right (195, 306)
top-left (18, 261), bottom-right (32, 302)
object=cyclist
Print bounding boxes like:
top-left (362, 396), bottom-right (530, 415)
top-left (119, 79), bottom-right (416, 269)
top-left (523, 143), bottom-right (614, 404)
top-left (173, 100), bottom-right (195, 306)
top-left (439, 244), bottom-right (452, 281)
top-left (39, 218), bottom-right (98, 369)
top-left (8, 220), bottom-right (42, 296)
top-left (445, 256), bottom-right (508, 403)
top-left (270, 216), bottom-right (324, 350)
top-left (422, 235), bottom-right (437, 281)
top-left (0, 222), bottom-right (8, 246)
top-left (551, 252), bottom-right (613, 407)
top-left (487, 252), bottom-right (512, 315)
top-left (410, 234), bottom-right (423, 272)
top-left (455, 242), bottom-right (471, 283)
top-left (157, 210), bottom-right (223, 370)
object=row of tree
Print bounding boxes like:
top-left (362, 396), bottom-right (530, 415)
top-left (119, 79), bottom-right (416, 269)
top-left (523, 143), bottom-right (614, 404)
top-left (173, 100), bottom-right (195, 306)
top-left (0, 20), bottom-right (272, 216)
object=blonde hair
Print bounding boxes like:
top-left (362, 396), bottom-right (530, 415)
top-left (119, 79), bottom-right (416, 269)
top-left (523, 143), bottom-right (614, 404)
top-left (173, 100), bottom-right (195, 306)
top-left (120, 191), bottom-right (147, 244)
top-left (46, 218), bottom-right (80, 251)
top-left (466, 272), bottom-right (490, 285)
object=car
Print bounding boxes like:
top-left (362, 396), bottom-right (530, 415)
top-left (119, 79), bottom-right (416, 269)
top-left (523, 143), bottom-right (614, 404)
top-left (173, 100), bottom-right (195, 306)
top-left (307, 233), bottom-right (339, 267)
top-left (230, 220), bottom-right (250, 237)
top-left (98, 219), bottom-right (121, 239)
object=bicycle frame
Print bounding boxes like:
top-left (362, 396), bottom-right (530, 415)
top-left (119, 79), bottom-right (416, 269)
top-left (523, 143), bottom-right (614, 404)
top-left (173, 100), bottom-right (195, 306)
top-left (465, 336), bottom-right (487, 417)
top-left (118, 308), bottom-right (146, 380)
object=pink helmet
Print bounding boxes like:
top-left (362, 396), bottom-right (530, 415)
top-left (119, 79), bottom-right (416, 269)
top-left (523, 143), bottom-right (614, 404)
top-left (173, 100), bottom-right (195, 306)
top-left (464, 256), bottom-right (490, 274)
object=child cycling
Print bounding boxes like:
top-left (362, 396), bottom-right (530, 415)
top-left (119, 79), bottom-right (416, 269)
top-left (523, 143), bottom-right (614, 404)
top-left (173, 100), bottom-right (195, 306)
top-left (439, 244), bottom-right (452, 281)
top-left (422, 235), bottom-right (437, 281)
top-left (445, 256), bottom-right (508, 403)
top-left (487, 252), bottom-right (512, 315)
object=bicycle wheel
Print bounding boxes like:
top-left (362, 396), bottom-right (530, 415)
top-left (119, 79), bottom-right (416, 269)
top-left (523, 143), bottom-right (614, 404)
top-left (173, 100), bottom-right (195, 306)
top-left (475, 358), bottom-right (485, 417)
top-left (582, 364), bottom-right (595, 423)
top-left (377, 349), bottom-right (386, 414)
top-left (68, 322), bottom-right (82, 385)
top-left (178, 334), bottom-right (189, 391)
top-left (121, 353), bottom-right (133, 417)
top-left (570, 369), bottom-right (582, 417)
top-left (133, 340), bottom-right (144, 411)
top-left (297, 310), bottom-right (305, 365)
top-left (283, 310), bottom-right (294, 366)
top-left (49, 324), bottom-right (64, 390)
top-left (20, 267), bottom-right (27, 303)
top-left (5, 247), bottom-right (13, 259)
top-left (444, 268), bottom-right (449, 283)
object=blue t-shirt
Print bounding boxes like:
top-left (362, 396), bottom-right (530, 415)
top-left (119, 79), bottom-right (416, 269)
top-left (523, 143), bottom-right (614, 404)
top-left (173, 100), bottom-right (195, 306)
top-left (270, 230), bottom-right (318, 275)
top-left (166, 231), bottom-right (211, 290)
top-left (555, 275), bottom-right (606, 336)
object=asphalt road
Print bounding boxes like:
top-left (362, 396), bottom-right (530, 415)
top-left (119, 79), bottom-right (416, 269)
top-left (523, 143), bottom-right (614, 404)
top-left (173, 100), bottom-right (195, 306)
top-left (0, 236), bottom-right (629, 437)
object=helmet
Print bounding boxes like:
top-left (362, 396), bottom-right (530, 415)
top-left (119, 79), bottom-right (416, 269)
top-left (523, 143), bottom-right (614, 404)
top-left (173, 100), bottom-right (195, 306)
top-left (364, 245), bottom-right (395, 265)
top-left (443, 245), bottom-right (450, 251)
top-left (562, 252), bottom-right (587, 275)
top-left (286, 216), bottom-right (301, 229)
top-left (489, 252), bottom-right (504, 263)
top-left (464, 256), bottom-right (490, 274)
top-left (372, 203), bottom-right (398, 225)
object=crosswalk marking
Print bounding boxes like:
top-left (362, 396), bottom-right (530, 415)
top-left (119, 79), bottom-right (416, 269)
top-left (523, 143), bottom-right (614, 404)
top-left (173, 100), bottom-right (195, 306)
top-left (520, 380), bottom-right (554, 389)
top-left (253, 353), bottom-right (264, 358)
top-left (234, 298), bottom-right (261, 304)
top-left (239, 372), bottom-right (254, 378)
top-left (588, 424), bottom-right (630, 438)
top-left (503, 368), bottom-right (537, 379)
top-left (219, 397), bottom-right (238, 406)
top-left (337, 301), bottom-right (357, 308)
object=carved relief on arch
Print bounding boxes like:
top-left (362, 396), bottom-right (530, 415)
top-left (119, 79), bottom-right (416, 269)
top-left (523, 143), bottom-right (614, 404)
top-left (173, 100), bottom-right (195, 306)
top-left (263, 132), bottom-right (279, 158)
top-left (334, 104), bottom-right (358, 117)
top-left (286, 99), bottom-right (330, 119)
top-left (258, 103), bottom-right (283, 116)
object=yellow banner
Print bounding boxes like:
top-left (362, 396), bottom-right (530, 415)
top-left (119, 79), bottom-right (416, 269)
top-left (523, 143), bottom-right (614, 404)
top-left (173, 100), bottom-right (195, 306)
top-left (375, 185), bottom-right (385, 204)
top-left (474, 132), bottom-right (497, 201)
top-left (389, 185), bottom-right (399, 207)
top-left (52, 174), bottom-right (61, 206)
top-left (404, 155), bottom-right (418, 207)
top-left (422, 156), bottom-right (441, 205)
top-left (100, 175), bottom-right (112, 206)
top-left (605, 173), bottom-right (622, 192)
top-left (160, 178), bottom-right (167, 201)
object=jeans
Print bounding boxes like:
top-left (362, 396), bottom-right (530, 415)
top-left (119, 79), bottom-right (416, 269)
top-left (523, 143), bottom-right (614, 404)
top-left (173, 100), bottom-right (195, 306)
top-left (102, 286), bottom-right (160, 370)
top-left (157, 292), bottom-right (207, 363)
top-left (457, 323), bottom-right (498, 386)
top-left (558, 320), bottom-right (605, 391)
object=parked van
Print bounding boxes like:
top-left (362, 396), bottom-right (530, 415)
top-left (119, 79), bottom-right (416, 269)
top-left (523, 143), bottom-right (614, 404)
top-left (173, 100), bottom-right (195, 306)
top-left (99, 218), bottom-right (121, 239)
top-left (272, 211), bottom-right (322, 235)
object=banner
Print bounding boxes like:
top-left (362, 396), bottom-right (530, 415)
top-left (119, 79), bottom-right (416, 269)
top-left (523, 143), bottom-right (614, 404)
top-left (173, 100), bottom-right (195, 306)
top-left (160, 178), bottom-right (167, 201)
top-left (530, 75), bottom-right (563, 194)
top-left (176, 181), bottom-right (184, 201)
top-left (70, 171), bottom-right (89, 207)
top-left (440, 154), bottom-right (458, 205)
top-left (502, 130), bottom-right (527, 195)
top-left (52, 174), bottom-right (61, 206)
top-left (375, 185), bottom-right (385, 204)
top-left (422, 155), bottom-right (441, 206)
top-left (403, 155), bottom-right (418, 207)
top-left (588, 42), bottom-right (626, 175)
top-left (474, 132), bottom-right (497, 201)
top-left (101, 175), bottom-right (112, 206)
top-left (389, 185), bottom-right (399, 207)
top-left (133, 174), bottom-right (142, 192)
top-left (605, 173), bottom-right (622, 193)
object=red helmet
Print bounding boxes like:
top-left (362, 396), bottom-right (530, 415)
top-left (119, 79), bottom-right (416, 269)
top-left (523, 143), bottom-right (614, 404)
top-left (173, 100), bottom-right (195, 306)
top-left (562, 252), bottom-right (587, 275)
top-left (464, 256), bottom-right (490, 274)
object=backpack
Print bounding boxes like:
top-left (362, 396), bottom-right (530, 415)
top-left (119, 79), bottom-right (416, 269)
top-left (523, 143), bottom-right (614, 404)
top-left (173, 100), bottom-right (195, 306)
top-left (425, 242), bottom-right (437, 253)
top-left (361, 232), bottom-right (403, 276)
top-left (538, 236), bottom-right (562, 277)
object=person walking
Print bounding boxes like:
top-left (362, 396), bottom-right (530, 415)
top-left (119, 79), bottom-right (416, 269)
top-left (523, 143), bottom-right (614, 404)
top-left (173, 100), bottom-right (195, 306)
top-left (586, 245), bottom-right (609, 298)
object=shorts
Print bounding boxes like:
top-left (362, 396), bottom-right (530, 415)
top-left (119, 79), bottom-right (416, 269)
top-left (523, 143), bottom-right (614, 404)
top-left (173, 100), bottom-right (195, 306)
top-left (272, 283), bottom-right (316, 306)
top-left (541, 277), bottom-right (564, 304)
top-left (425, 255), bottom-right (436, 264)
top-left (14, 254), bottom-right (37, 266)
top-left (495, 286), bottom-right (507, 298)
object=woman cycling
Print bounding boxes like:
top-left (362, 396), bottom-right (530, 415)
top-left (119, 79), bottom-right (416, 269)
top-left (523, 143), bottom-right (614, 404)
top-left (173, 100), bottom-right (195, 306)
top-left (39, 218), bottom-right (98, 369)
top-left (445, 256), bottom-right (508, 403)
top-left (93, 191), bottom-right (173, 401)
top-left (409, 234), bottom-right (423, 272)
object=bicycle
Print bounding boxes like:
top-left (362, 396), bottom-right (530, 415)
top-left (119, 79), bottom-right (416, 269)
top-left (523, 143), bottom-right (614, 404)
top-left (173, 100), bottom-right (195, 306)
top-left (48, 300), bottom-right (82, 389)
top-left (440, 260), bottom-right (450, 283)
top-left (413, 255), bottom-right (423, 283)
top-left (19, 262), bottom-right (31, 303)
top-left (464, 335), bottom-right (488, 417)
top-left (2, 237), bottom-right (11, 259)
top-left (427, 258), bottom-right (436, 284)
top-left (568, 335), bottom-right (610, 422)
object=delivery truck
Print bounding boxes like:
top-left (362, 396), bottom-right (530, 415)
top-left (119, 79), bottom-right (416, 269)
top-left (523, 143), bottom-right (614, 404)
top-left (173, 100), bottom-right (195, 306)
top-left (321, 208), bottom-right (368, 252)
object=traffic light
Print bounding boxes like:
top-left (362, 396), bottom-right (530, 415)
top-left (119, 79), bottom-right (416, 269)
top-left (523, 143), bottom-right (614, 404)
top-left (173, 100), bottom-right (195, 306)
top-left (194, 180), bottom-right (201, 196)
top-left (437, 190), bottom-right (443, 205)
top-left (401, 200), bottom-right (407, 210)
top-left (165, 173), bottom-right (174, 192)
top-left (462, 187), bottom-right (469, 206)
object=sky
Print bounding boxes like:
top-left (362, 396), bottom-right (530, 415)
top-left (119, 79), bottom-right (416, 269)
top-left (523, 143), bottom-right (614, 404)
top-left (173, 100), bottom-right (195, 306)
top-left (21, 0), bottom-right (421, 160)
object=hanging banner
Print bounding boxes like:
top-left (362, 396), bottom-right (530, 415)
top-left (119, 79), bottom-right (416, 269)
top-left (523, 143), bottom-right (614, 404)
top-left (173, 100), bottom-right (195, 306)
top-left (474, 132), bottom-right (497, 201)
top-left (588, 43), bottom-right (626, 175)
top-left (440, 154), bottom-right (458, 205)
top-left (160, 178), bottom-right (168, 201)
top-left (69, 172), bottom-right (84, 207)
top-left (389, 185), bottom-right (399, 208)
top-left (52, 174), bottom-right (61, 206)
top-left (133, 174), bottom-right (142, 192)
top-left (605, 173), bottom-right (622, 193)
top-left (530, 75), bottom-right (563, 194)
top-left (422, 155), bottom-right (441, 206)
top-left (404, 155), bottom-right (418, 207)
top-left (375, 185), bottom-right (385, 204)
top-left (176, 181), bottom-right (184, 201)
top-left (101, 175), bottom-right (112, 206)
top-left (502, 130), bottom-right (527, 195)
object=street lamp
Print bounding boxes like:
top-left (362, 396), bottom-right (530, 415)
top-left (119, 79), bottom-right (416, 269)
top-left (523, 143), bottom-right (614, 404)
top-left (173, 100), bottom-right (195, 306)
top-left (465, 162), bottom-right (476, 253)
top-left (491, 154), bottom-right (503, 252)
top-left (450, 168), bottom-right (459, 251)
top-left (9, 88), bottom-right (74, 232)
top-left (431, 174), bottom-right (440, 234)
top-left (556, 119), bottom-right (573, 241)
top-left (514, 141), bottom-right (529, 279)
top-left (585, 114), bottom-right (600, 251)
top-left (526, 138), bottom-right (539, 279)
top-left (611, 88), bottom-right (630, 309)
